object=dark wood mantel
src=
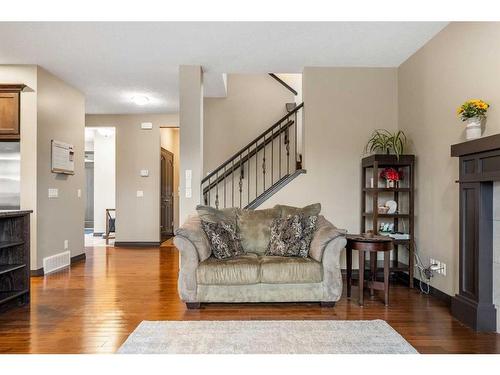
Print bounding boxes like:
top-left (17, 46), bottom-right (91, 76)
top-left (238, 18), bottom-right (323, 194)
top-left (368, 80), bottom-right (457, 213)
top-left (451, 133), bottom-right (500, 157)
top-left (451, 133), bottom-right (500, 332)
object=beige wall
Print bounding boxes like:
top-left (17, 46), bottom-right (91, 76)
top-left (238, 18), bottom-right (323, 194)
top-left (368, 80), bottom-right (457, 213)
top-left (262, 67), bottom-right (398, 268)
top-left (399, 22), bottom-right (500, 296)
top-left (0, 65), bottom-right (38, 268)
top-left (85, 113), bottom-right (178, 243)
top-left (36, 67), bottom-right (86, 268)
top-left (160, 127), bottom-right (180, 230)
top-left (204, 74), bottom-right (295, 174)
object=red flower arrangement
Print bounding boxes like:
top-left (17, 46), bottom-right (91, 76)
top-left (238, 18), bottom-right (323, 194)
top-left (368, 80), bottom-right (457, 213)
top-left (380, 168), bottom-right (402, 181)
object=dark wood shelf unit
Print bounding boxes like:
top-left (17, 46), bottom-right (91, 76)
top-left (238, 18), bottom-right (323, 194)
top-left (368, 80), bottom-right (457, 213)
top-left (363, 213), bottom-right (410, 218)
top-left (363, 187), bottom-right (411, 193)
top-left (360, 154), bottom-right (415, 288)
top-left (0, 240), bottom-right (25, 250)
top-left (0, 264), bottom-right (26, 275)
top-left (0, 211), bottom-right (32, 310)
top-left (0, 290), bottom-right (29, 305)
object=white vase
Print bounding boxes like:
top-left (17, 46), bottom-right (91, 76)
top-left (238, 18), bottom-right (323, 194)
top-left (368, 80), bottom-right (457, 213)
top-left (465, 117), bottom-right (482, 140)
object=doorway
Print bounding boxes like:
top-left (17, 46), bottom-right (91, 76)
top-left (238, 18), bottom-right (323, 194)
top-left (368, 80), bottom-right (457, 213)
top-left (84, 151), bottom-right (94, 231)
top-left (161, 148), bottom-right (174, 240)
top-left (84, 127), bottom-right (116, 247)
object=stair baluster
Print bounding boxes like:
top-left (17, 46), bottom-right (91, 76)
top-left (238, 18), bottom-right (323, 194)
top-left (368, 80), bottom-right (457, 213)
top-left (231, 159), bottom-right (235, 208)
top-left (215, 170), bottom-right (219, 209)
top-left (239, 156), bottom-right (244, 209)
top-left (262, 133), bottom-right (266, 191)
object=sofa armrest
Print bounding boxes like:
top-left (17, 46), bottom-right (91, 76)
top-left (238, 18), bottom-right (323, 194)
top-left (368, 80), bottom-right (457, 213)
top-left (321, 235), bottom-right (347, 301)
top-left (174, 236), bottom-right (201, 302)
top-left (174, 214), bottom-right (212, 303)
top-left (174, 214), bottom-right (211, 262)
top-left (309, 215), bottom-right (347, 262)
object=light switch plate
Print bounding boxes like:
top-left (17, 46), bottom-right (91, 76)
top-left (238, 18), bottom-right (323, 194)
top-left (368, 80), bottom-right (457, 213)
top-left (64, 240), bottom-right (69, 250)
top-left (140, 169), bottom-right (149, 177)
top-left (48, 188), bottom-right (58, 198)
top-left (185, 169), bottom-right (192, 189)
top-left (136, 190), bottom-right (144, 198)
top-left (185, 188), bottom-right (192, 198)
top-left (77, 189), bottom-right (82, 198)
top-left (141, 122), bottom-right (153, 130)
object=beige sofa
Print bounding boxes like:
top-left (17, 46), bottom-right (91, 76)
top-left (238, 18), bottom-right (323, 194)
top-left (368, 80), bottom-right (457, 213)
top-left (174, 208), bottom-right (346, 309)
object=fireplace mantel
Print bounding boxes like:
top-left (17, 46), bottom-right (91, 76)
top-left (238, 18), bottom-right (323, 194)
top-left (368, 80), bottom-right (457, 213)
top-left (451, 133), bottom-right (500, 332)
top-left (451, 133), bottom-right (500, 157)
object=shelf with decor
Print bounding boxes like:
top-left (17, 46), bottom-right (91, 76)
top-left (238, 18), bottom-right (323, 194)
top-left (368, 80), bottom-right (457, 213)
top-left (360, 154), bottom-right (415, 288)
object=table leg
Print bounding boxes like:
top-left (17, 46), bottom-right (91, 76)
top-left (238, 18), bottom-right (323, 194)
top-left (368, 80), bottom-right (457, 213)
top-left (384, 250), bottom-right (390, 306)
top-left (358, 249), bottom-right (365, 306)
top-left (370, 252), bottom-right (376, 297)
top-left (346, 247), bottom-right (352, 298)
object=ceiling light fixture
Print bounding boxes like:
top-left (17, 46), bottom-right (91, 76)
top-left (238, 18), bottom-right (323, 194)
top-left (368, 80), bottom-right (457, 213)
top-left (132, 95), bottom-right (150, 106)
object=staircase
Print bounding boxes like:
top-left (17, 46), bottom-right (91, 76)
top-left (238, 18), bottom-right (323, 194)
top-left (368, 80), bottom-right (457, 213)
top-left (201, 102), bottom-right (305, 209)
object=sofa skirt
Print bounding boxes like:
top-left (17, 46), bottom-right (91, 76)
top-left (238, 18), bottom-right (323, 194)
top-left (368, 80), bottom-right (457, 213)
top-left (196, 282), bottom-right (331, 303)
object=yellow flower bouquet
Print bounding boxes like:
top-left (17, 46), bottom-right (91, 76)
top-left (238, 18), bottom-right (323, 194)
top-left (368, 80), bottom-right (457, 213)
top-left (456, 99), bottom-right (490, 122)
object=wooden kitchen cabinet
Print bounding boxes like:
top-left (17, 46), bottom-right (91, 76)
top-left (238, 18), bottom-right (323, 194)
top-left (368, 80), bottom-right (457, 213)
top-left (0, 85), bottom-right (26, 141)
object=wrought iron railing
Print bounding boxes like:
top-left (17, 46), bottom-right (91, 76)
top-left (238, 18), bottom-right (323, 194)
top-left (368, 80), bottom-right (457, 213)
top-left (201, 102), bottom-right (304, 209)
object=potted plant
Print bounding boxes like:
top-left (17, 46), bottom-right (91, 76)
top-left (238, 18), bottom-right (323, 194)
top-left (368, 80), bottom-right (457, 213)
top-left (456, 99), bottom-right (490, 140)
top-left (364, 129), bottom-right (407, 160)
top-left (380, 167), bottom-right (401, 188)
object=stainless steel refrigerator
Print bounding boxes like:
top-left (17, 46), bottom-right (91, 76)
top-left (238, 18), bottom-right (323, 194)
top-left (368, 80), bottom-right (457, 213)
top-left (0, 142), bottom-right (20, 210)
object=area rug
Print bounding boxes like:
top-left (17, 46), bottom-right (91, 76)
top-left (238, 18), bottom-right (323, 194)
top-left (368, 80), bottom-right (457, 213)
top-left (117, 320), bottom-right (418, 354)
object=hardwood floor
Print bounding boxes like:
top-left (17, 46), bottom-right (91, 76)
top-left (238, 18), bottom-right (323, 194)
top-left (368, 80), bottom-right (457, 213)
top-left (0, 243), bottom-right (499, 354)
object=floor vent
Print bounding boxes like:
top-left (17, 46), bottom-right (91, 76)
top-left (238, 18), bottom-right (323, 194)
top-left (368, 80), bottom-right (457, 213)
top-left (43, 251), bottom-right (71, 274)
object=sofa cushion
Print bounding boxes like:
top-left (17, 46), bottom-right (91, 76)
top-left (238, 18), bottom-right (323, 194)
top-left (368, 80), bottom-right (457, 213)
top-left (201, 220), bottom-right (245, 260)
top-left (196, 254), bottom-right (260, 285)
top-left (196, 205), bottom-right (239, 226)
top-left (276, 203), bottom-right (321, 218)
top-left (237, 207), bottom-right (281, 255)
top-left (266, 214), bottom-right (318, 257)
top-left (259, 256), bottom-right (322, 284)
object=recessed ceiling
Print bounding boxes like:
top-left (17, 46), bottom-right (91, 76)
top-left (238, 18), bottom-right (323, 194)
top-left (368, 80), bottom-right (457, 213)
top-left (0, 22), bottom-right (448, 114)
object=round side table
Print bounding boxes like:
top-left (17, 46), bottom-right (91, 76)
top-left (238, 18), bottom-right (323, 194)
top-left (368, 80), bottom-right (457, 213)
top-left (346, 234), bottom-right (394, 306)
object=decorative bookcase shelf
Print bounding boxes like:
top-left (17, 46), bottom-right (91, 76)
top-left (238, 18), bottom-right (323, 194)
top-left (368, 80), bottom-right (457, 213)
top-left (360, 154), bottom-right (415, 288)
top-left (0, 210), bottom-right (31, 309)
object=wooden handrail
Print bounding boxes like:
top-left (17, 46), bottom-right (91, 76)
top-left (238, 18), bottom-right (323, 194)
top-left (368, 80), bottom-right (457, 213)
top-left (202, 102), bottom-right (303, 183)
top-left (268, 74), bottom-right (298, 96)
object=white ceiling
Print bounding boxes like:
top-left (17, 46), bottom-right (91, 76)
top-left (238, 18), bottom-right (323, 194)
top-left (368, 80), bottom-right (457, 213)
top-left (0, 22), bottom-right (448, 114)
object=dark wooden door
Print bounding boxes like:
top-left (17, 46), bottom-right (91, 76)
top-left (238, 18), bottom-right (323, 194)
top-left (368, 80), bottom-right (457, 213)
top-left (161, 148), bottom-right (174, 240)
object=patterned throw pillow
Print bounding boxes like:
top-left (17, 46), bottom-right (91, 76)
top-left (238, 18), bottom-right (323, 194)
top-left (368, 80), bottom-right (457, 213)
top-left (201, 220), bottom-right (245, 260)
top-left (266, 214), bottom-right (318, 257)
top-left (298, 215), bottom-right (318, 257)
